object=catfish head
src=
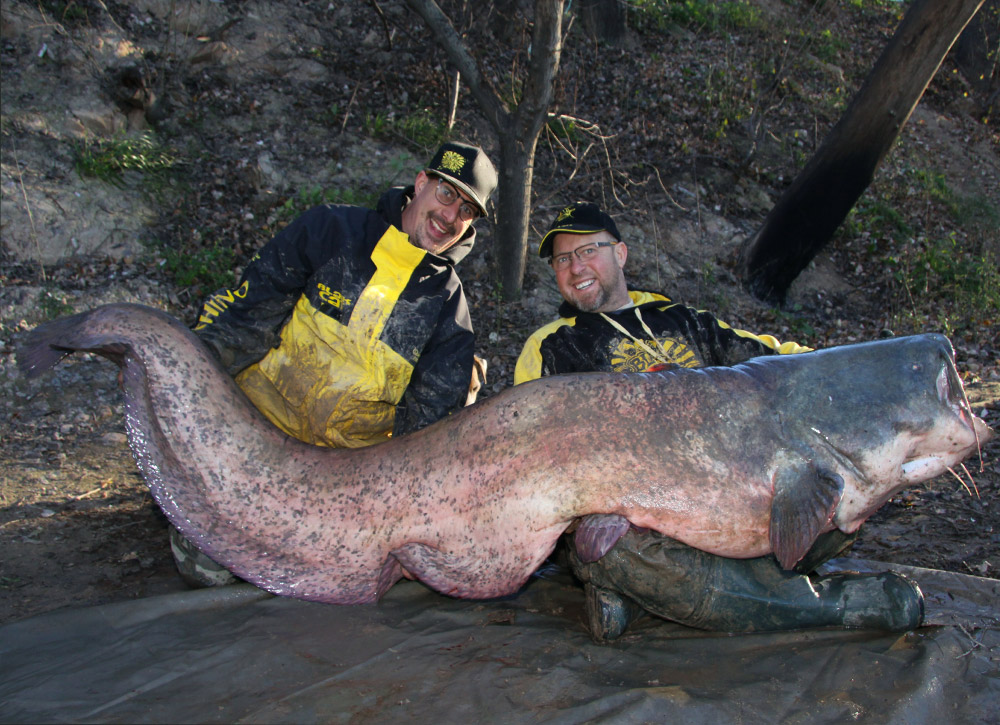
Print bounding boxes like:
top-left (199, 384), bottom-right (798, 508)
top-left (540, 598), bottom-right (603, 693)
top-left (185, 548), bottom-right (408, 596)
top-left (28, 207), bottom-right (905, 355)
top-left (772, 333), bottom-right (993, 538)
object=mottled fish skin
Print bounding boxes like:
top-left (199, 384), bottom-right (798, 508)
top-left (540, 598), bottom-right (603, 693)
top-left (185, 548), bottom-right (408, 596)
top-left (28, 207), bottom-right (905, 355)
top-left (17, 304), bottom-right (993, 602)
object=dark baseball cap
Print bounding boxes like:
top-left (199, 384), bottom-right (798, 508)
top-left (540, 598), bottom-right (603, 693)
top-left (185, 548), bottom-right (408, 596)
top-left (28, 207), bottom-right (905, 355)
top-left (425, 142), bottom-right (498, 216)
top-left (538, 202), bottom-right (622, 258)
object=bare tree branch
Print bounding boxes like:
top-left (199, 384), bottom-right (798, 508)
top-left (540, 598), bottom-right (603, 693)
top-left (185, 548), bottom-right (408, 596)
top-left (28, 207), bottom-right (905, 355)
top-left (402, 0), bottom-right (506, 129)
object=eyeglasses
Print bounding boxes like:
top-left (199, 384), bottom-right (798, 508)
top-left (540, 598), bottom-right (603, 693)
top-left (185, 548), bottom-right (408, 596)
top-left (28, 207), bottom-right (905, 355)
top-left (434, 178), bottom-right (479, 222)
top-left (550, 241), bottom-right (617, 270)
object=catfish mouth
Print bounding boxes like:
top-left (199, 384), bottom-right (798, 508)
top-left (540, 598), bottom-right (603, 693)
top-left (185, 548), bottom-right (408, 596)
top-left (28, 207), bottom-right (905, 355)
top-left (914, 347), bottom-right (994, 490)
top-left (939, 348), bottom-right (990, 454)
top-left (939, 349), bottom-right (967, 421)
top-left (895, 346), bottom-right (991, 486)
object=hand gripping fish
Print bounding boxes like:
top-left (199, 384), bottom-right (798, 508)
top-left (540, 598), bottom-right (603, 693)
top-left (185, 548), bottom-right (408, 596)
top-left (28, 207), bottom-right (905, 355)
top-left (17, 304), bottom-right (993, 604)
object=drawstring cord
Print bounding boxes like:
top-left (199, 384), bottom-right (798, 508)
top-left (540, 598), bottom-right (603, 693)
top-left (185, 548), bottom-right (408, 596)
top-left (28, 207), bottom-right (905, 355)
top-left (599, 308), bottom-right (673, 366)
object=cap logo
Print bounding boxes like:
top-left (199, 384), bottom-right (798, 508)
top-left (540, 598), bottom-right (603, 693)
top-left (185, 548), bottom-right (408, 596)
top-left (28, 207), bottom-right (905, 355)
top-left (556, 205), bottom-right (575, 222)
top-left (439, 150), bottom-right (466, 174)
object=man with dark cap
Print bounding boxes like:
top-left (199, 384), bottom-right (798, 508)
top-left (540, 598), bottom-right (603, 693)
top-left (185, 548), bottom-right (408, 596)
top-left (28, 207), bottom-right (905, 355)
top-left (172, 141), bottom-right (499, 586)
top-left (515, 201), bottom-right (924, 642)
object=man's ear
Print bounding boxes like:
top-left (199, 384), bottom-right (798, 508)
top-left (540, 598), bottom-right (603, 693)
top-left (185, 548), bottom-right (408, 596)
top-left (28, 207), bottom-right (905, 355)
top-left (414, 170), bottom-right (430, 193)
top-left (615, 241), bottom-right (628, 268)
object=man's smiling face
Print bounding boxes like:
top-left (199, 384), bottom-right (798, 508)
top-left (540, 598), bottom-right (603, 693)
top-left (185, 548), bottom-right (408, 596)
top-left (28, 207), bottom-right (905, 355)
top-left (400, 171), bottom-right (476, 255)
top-left (551, 231), bottom-right (630, 313)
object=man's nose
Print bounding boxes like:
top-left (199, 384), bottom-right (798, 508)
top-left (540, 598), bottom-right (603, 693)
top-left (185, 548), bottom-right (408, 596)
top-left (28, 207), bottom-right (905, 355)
top-left (568, 251), bottom-right (588, 272)
top-left (439, 200), bottom-right (460, 223)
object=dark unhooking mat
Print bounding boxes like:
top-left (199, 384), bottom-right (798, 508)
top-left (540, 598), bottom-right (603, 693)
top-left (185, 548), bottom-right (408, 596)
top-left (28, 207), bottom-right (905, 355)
top-left (1, 560), bottom-right (997, 724)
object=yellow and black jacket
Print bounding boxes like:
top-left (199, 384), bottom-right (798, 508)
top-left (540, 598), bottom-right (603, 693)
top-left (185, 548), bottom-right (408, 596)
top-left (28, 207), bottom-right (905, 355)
top-left (515, 290), bottom-right (810, 384)
top-left (194, 187), bottom-right (475, 447)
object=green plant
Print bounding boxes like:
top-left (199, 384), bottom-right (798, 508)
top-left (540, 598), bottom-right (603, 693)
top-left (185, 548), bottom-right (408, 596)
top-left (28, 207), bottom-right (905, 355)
top-left (546, 116), bottom-right (583, 143)
top-left (275, 185), bottom-right (381, 224)
top-left (321, 102), bottom-right (341, 126)
top-left (812, 28), bottom-right (849, 63)
top-left (818, 83), bottom-right (850, 115)
top-left (73, 133), bottom-right (177, 186)
top-left (772, 304), bottom-right (816, 340)
top-left (362, 112), bottom-right (390, 138)
top-left (954, 193), bottom-right (1000, 234)
top-left (910, 167), bottom-right (954, 209)
top-left (700, 65), bottom-right (755, 139)
top-left (0, 575), bottom-right (23, 589)
top-left (848, 0), bottom-right (898, 15)
top-left (906, 168), bottom-right (998, 249)
top-left (38, 289), bottom-right (74, 319)
top-left (846, 199), bottom-right (912, 246)
top-left (913, 235), bottom-right (998, 304)
top-left (844, 157), bottom-right (1000, 338)
top-left (695, 262), bottom-right (731, 315)
top-left (363, 109), bottom-right (448, 152)
top-left (41, 0), bottom-right (89, 24)
top-left (889, 235), bottom-right (1000, 335)
top-left (489, 277), bottom-right (505, 341)
top-left (160, 242), bottom-right (237, 291)
top-left (394, 109), bottom-right (448, 150)
top-left (629, 0), bottom-right (761, 34)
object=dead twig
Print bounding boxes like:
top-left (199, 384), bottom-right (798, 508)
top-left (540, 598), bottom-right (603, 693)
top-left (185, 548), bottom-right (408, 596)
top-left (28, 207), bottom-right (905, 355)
top-left (367, 0), bottom-right (393, 51)
top-left (648, 163), bottom-right (691, 212)
top-left (953, 623), bottom-right (986, 659)
top-left (340, 82), bottom-right (361, 135)
top-left (71, 482), bottom-right (112, 500)
top-left (11, 142), bottom-right (46, 282)
top-left (447, 70), bottom-right (460, 130)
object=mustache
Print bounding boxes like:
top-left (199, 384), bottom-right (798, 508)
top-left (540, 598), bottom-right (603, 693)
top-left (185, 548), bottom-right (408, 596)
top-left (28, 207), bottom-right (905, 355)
top-left (429, 212), bottom-right (456, 236)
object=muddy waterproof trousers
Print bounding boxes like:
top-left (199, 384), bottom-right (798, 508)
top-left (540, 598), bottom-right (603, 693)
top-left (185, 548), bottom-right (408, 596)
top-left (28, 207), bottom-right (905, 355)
top-left (169, 525), bottom-right (239, 588)
top-left (569, 527), bottom-right (924, 642)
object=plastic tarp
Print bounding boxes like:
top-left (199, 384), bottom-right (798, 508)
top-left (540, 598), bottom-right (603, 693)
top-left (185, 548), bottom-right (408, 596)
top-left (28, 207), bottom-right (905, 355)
top-left (1, 559), bottom-right (997, 724)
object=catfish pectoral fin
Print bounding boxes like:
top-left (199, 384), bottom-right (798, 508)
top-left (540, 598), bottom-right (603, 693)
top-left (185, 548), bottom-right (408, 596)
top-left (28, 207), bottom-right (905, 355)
top-left (574, 514), bottom-right (632, 563)
top-left (769, 462), bottom-right (844, 569)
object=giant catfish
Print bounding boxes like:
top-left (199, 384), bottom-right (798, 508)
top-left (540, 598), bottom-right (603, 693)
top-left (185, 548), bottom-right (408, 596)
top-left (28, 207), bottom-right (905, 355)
top-left (17, 304), bottom-right (993, 604)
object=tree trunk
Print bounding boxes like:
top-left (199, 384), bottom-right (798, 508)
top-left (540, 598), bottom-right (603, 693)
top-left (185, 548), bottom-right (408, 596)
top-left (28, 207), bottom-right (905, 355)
top-left (495, 0), bottom-right (563, 298)
top-left (736, 0), bottom-right (986, 306)
top-left (494, 131), bottom-right (539, 298)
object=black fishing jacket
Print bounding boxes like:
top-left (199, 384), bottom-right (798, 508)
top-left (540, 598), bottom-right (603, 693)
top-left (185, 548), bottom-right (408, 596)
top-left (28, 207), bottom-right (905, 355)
top-left (515, 290), bottom-right (809, 383)
top-left (194, 187), bottom-right (475, 447)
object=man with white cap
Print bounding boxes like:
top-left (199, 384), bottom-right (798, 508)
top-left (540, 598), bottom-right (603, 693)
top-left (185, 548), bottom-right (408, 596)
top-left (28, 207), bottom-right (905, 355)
top-left (517, 201), bottom-right (925, 642)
